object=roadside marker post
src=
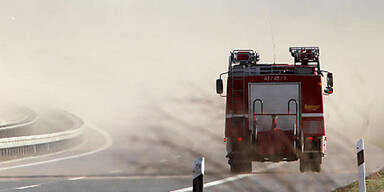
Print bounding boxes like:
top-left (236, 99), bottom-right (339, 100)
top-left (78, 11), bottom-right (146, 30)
top-left (357, 139), bottom-right (366, 192)
top-left (193, 157), bottom-right (205, 192)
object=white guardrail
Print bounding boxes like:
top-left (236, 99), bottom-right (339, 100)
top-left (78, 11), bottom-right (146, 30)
top-left (0, 125), bottom-right (84, 149)
top-left (0, 109), bottom-right (84, 159)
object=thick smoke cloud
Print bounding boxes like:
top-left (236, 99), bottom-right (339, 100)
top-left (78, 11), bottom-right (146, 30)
top-left (0, 0), bottom-right (383, 154)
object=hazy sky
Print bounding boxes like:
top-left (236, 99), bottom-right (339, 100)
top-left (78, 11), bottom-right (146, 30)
top-left (0, 0), bottom-right (382, 139)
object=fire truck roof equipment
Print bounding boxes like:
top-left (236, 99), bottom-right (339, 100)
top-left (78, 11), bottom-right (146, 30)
top-left (289, 47), bottom-right (319, 66)
top-left (230, 50), bottom-right (260, 65)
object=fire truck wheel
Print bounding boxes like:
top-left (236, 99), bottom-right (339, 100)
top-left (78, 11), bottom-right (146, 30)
top-left (310, 156), bottom-right (322, 172)
top-left (299, 159), bottom-right (309, 172)
top-left (312, 162), bottom-right (321, 172)
top-left (230, 161), bottom-right (252, 173)
top-left (300, 156), bottom-right (321, 172)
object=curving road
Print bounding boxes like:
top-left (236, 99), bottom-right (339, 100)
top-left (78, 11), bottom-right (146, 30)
top-left (0, 112), bottom-right (381, 192)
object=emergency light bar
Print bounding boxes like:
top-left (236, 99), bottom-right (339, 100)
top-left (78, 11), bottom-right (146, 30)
top-left (230, 50), bottom-right (260, 65)
top-left (289, 47), bottom-right (319, 65)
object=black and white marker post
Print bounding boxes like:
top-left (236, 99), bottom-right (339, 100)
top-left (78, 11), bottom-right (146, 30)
top-left (193, 157), bottom-right (205, 192)
top-left (357, 139), bottom-right (366, 192)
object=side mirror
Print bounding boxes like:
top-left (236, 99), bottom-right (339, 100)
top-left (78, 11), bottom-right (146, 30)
top-left (324, 87), bottom-right (333, 94)
top-left (216, 79), bottom-right (223, 94)
top-left (324, 72), bottom-right (334, 94)
top-left (327, 73), bottom-right (333, 88)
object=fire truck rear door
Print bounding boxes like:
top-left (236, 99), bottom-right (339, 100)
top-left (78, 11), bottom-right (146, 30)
top-left (248, 82), bottom-right (300, 132)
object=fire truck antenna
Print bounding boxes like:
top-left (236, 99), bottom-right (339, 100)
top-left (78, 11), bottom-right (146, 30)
top-left (269, 19), bottom-right (276, 64)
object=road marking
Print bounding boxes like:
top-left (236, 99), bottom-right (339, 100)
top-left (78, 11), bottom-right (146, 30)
top-left (0, 124), bottom-right (113, 171)
top-left (68, 176), bottom-right (85, 181)
top-left (170, 163), bottom-right (282, 192)
top-left (15, 184), bottom-right (40, 190)
top-left (96, 175), bottom-right (191, 179)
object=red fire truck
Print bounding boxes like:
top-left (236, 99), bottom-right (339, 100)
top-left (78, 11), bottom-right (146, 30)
top-left (216, 47), bottom-right (333, 173)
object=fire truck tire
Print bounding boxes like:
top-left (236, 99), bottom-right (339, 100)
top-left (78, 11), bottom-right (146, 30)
top-left (230, 161), bottom-right (252, 173)
top-left (300, 155), bottom-right (322, 172)
top-left (312, 161), bottom-right (321, 172)
top-left (299, 159), bottom-right (309, 172)
top-left (310, 156), bottom-right (322, 172)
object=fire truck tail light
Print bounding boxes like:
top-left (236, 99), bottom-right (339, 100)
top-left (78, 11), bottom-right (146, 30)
top-left (306, 136), bottom-right (313, 141)
top-left (237, 137), bottom-right (243, 142)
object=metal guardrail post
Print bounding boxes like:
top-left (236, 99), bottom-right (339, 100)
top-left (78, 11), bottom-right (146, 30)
top-left (357, 139), bottom-right (366, 192)
top-left (193, 157), bottom-right (205, 192)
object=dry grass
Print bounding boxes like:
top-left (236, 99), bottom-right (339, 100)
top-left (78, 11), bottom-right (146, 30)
top-left (334, 169), bottom-right (384, 192)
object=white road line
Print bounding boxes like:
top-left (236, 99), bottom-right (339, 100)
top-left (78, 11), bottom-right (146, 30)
top-left (104, 175), bottom-right (191, 179)
top-left (170, 163), bottom-right (282, 192)
top-left (0, 124), bottom-right (113, 171)
top-left (15, 184), bottom-right (40, 190)
top-left (68, 176), bottom-right (85, 181)
top-left (60, 175), bottom-right (192, 180)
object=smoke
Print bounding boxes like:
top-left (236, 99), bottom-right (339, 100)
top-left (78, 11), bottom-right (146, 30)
top-left (0, 1), bottom-right (383, 190)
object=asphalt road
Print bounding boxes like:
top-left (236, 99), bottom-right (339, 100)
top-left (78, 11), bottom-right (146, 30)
top-left (0, 102), bottom-right (382, 192)
top-left (0, 119), bottom-right (382, 192)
